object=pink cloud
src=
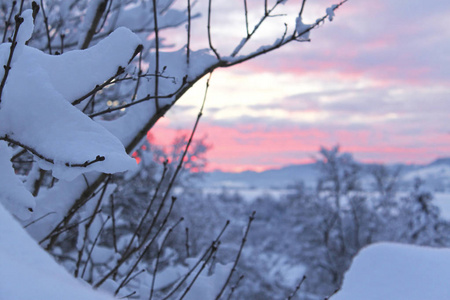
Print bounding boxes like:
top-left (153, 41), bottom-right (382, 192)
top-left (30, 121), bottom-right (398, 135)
top-left (149, 122), bottom-right (450, 172)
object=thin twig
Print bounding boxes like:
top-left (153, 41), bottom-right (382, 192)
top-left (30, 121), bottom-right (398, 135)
top-left (96, 0), bottom-right (113, 34)
top-left (149, 217), bottom-right (184, 300)
top-left (60, 33), bottom-right (65, 54)
top-left (0, 135), bottom-right (105, 168)
top-left (75, 175), bottom-right (111, 278)
top-left (185, 227), bottom-right (190, 257)
top-left (179, 242), bottom-right (219, 300)
top-left (2, 1), bottom-right (16, 43)
top-left (111, 196), bottom-right (177, 293)
top-left (243, 0), bottom-right (249, 37)
top-left (299, 0), bottom-right (307, 16)
top-left (32, 168), bottom-right (46, 196)
top-left (152, 0), bottom-right (160, 111)
top-left (186, 0), bottom-right (191, 64)
top-left (89, 76), bottom-right (187, 118)
top-left (121, 160), bottom-right (169, 257)
top-left (40, 0), bottom-right (52, 54)
top-left (215, 211), bottom-right (256, 300)
top-left (226, 275), bottom-right (244, 300)
top-left (110, 194), bottom-right (118, 253)
top-left (131, 52), bottom-right (142, 101)
top-left (81, 216), bottom-right (110, 279)
top-left (230, 0), bottom-right (283, 57)
top-left (207, 0), bottom-right (220, 60)
top-left (80, 0), bottom-right (108, 49)
top-left (40, 210), bottom-right (103, 244)
top-left (287, 275), bottom-right (306, 300)
top-left (71, 66), bottom-right (125, 105)
top-left (0, 13), bottom-right (24, 105)
top-left (161, 220), bottom-right (230, 300)
top-left (24, 211), bottom-right (56, 228)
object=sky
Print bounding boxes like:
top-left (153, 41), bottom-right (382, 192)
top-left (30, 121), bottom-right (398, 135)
top-left (152, 0), bottom-right (450, 172)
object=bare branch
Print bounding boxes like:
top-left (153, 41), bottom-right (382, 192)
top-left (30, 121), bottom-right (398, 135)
top-left (0, 135), bottom-right (105, 168)
top-left (89, 75), bottom-right (187, 118)
top-left (149, 217), bottom-right (184, 300)
top-left (0, 13), bottom-right (24, 105)
top-left (186, 0), bottom-right (191, 64)
top-left (287, 275), bottom-right (307, 300)
top-left (2, 1), bottom-right (16, 43)
top-left (215, 211), bottom-right (256, 299)
top-left (207, 0), bottom-right (220, 60)
top-left (71, 66), bottom-right (125, 106)
top-left (161, 220), bottom-right (230, 300)
top-left (152, 0), bottom-right (160, 111)
top-left (81, 216), bottom-right (110, 279)
top-left (40, 0), bottom-right (52, 54)
top-left (80, 0), bottom-right (108, 49)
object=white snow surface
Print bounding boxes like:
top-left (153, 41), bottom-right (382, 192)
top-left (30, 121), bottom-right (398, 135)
top-left (295, 16), bottom-right (311, 40)
top-left (0, 26), bottom-right (141, 181)
top-left (0, 141), bottom-right (35, 220)
top-left (0, 203), bottom-right (115, 300)
top-left (332, 243), bottom-right (450, 300)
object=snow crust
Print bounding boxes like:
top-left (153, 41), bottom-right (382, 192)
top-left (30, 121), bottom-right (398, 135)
top-left (326, 5), bottom-right (338, 21)
top-left (332, 243), bottom-right (450, 300)
top-left (295, 17), bottom-right (311, 40)
top-left (0, 141), bottom-right (35, 220)
top-left (0, 25), bottom-right (141, 181)
top-left (0, 203), bottom-right (115, 300)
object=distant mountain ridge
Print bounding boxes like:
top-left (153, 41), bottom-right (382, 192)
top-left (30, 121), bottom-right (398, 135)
top-left (202, 157), bottom-right (450, 191)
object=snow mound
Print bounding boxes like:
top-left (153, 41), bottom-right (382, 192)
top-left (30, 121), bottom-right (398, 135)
top-left (332, 243), bottom-right (450, 300)
top-left (0, 203), bottom-right (114, 300)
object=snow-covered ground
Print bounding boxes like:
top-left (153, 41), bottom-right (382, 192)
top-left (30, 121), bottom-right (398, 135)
top-left (332, 243), bottom-right (450, 300)
top-left (0, 203), bottom-right (115, 300)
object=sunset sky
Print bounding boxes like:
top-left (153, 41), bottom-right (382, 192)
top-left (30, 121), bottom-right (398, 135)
top-left (153, 0), bottom-right (450, 172)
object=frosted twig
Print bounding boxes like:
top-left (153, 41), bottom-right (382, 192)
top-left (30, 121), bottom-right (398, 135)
top-left (215, 211), bottom-right (256, 300)
top-left (243, 0), bottom-right (249, 37)
top-left (71, 66), bottom-right (125, 105)
top-left (149, 217), bottom-right (184, 300)
top-left (120, 291), bottom-right (136, 299)
top-left (186, 0), bottom-right (191, 64)
top-left (161, 220), bottom-right (230, 300)
top-left (226, 275), bottom-right (244, 300)
top-left (110, 194), bottom-right (118, 253)
top-left (179, 241), bottom-right (219, 300)
top-left (0, 135), bottom-right (106, 168)
top-left (24, 211), bottom-right (56, 228)
top-left (299, 0), bottom-right (307, 16)
top-left (81, 215), bottom-right (110, 279)
top-left (89, 75), bottom-right (187, 117)
top-left (2, 1), bottom-right (16, 43)
top-left (110, 196), bottom-right (177, 292)
top-left (286, 275), bottom-right (306, 300)
top-left (0, 13), bottom-right (24, 105)
top-left (40, 209), bottom-right (103, 245)
top-left (96, 0), bottom-right (113, 34)
top-left (121, 160), bottom-right (169, 257)
top-left (207, 0), bottom-right (220, 60)
top-left (59, 33), bottom-right (65, 54)
top-left (121, 269), bottom-right (145, 290)
top-left (75, 175), bottom-right (111, 278)
top-left (152, 0), bottom-right (160, 111)
top-left (185, 227), bottom-right (190, 257)
top-left (230, 0), bottom-right (283, 57)
top-left (32, 169), bottom-right (46, 196)
top-left (131, 52), bottom-right (142, 101)
top-left (156, 73), bottom-right (211, 216)
top-left (40, 0), bottom-right (52, 54)
top-left (80, 0), bottom-right (108, 49)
